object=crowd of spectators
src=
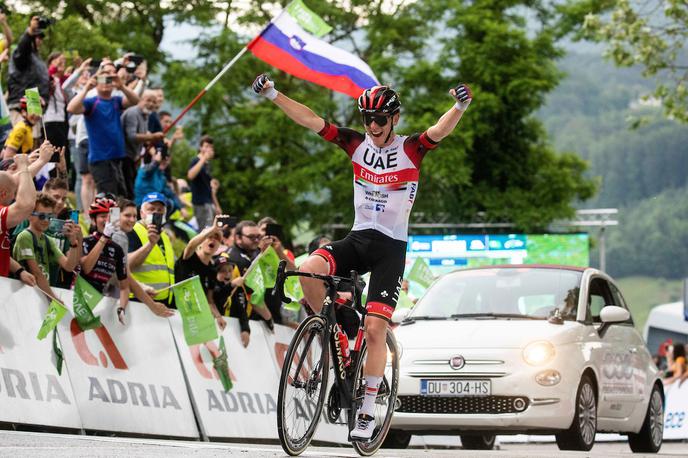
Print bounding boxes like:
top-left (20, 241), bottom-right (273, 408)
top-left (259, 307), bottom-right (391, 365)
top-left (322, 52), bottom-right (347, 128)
top-left (0, 14), bottom-right (317, 343)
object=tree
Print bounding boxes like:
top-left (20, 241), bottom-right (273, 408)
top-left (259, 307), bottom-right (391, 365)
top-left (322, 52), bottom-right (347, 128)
top-left (163, 0), bottom-right (596, 234)
top-left (559, 0), bottom-right (688, 122)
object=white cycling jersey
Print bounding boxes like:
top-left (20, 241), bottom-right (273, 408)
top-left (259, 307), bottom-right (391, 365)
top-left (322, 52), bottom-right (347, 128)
top-left (319, 122), bottom-right (439, 241)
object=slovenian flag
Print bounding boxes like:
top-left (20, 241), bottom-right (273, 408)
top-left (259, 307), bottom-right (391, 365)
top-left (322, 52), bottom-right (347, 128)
top-left (247, 0), bottom-right (379, 98)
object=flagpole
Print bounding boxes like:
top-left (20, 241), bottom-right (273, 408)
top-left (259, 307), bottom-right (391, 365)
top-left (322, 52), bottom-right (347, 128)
top-left (162, 10), bottom-right (287, 135)
top-left (35, 285), bottom-right (65, 306)
top-left (153, 275), bottom-right (199, 295)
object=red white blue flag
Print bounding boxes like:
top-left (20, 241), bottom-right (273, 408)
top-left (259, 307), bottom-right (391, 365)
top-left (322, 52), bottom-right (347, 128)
top-left (248, 1), bottom-right (379, 98)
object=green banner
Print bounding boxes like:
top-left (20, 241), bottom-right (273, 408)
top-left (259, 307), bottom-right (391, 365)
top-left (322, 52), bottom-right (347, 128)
top-left (245, 247), bottom-right (281, 305)
top-left (0, 79), bottom-right (9, 126)
top-left (283, 275), bottom-right (304, 312)
top-left (173, 276), bottom-right (218, 345)
top-left (408, 257), bottom-right (434, 289)
top-left (24, 87), bottom-right (42, 116)
top-left (73, 276), bottom-right (103, 330)
top-left (213, 336), bottom-right (233, 392)
top-left (52, 329), bottom-right (64, 375)
top-left (286, 0), bottom-right (332, 37)
top-left (397, 290), bottom-right (415, 310)
top-left (37, 299), bottom-right (67, 340)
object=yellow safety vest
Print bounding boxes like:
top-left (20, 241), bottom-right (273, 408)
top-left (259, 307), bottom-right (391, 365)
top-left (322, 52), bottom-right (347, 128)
top-left (130, 222), bottom-right (175, 302)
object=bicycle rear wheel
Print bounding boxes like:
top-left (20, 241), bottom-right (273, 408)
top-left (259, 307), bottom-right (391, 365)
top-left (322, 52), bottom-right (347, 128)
top-left (277, 315), bottom-right (330, 456)
top-left (350, 329), bottom-right (400, 456)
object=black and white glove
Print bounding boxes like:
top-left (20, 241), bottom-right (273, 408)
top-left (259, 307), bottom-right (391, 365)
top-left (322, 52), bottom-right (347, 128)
top-left (451, 83), bottom-right (473, 111)
top-left (252, 74), bottom-right (278, 100)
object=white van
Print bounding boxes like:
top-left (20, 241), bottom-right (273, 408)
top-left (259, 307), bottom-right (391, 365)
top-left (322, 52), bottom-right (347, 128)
top-left (643, 301), bottom-right (688, 354)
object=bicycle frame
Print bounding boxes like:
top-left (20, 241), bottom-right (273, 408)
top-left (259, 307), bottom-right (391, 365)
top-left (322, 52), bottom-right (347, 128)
top-left (275, 260), bottom-right (367, 408)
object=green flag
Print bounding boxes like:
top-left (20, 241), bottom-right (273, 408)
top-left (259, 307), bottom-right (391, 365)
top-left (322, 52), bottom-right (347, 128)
top-left (245, 247), bottom-right (281, 305)
top-left (408, 257), bottom-right (434, 289)
top-left (286, 0), bottom-right (333, 37)
top-left (0, 80), bottom-right (10, 126)
top-left (73, 276), bottom-right (103, 330)
top-left (283, 275), bottom-right (304, 312)
top-left (173, 276), bottom-right (218, 345)
top-left (213, 336), bottom-right (233, 392)
top-left (37, 299), bottom-right (67, 340)
top-left (245, 261), bottom-right (266, 305)
top-left (24, 87), bottom-right (42, 116)
top-left (397, 290), bottom-right (415, 310)
top-left (52, 329), bottom-right (64, 375)
top-left (258, 246), bottom-right (280, 288)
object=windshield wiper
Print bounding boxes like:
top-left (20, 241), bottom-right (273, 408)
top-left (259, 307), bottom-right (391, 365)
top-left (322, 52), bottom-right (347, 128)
top-left (450, 313), bottom-right (545, 320)
top-left (403, 315), bottom-right (447, 323)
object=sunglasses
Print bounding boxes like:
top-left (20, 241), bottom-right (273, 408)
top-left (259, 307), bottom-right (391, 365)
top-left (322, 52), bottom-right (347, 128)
top-left (362, 113), bottom-right (390, 127)
top-left (31, 211), bottom-right (55, 221)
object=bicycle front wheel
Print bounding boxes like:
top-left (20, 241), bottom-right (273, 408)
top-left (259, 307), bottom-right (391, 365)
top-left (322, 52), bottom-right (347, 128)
top-left (350, 328), bottom-right (400, 456)
top-left (277, 315), bottom-right (330, 456)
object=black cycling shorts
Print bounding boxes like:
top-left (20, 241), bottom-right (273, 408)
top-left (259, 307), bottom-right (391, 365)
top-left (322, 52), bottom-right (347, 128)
top-left (313, 229), bottom-right (406, 321)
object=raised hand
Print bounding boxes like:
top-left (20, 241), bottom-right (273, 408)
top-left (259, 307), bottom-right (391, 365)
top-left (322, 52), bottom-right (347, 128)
top-left (450, 83), bottom-right (473, 111)
top-left (252, 74), bottom-right (278, 100)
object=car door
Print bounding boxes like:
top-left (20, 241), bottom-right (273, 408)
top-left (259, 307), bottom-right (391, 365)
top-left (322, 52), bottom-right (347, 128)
top-left (586, 276), bottom-right (636, 419)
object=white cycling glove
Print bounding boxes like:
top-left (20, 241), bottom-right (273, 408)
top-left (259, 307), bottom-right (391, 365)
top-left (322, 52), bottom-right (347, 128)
top-left (452, 83), bottom-right (473, 111)
top-left (252, 73), bottom-right (278, 100)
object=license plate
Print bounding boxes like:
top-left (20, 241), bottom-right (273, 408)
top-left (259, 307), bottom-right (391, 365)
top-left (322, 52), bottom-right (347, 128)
top-left (420, 379), bottom-right (491, 396)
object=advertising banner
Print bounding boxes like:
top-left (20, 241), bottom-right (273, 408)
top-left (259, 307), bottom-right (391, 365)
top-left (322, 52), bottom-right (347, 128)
top-left (0, 279), bottom-right (81, 429)
top-left (664, 380), bottom-right (688, 439)
top-left (57, 295), bottom-right (198, 437)
top-left (265, 323), bottom-right (348, 444)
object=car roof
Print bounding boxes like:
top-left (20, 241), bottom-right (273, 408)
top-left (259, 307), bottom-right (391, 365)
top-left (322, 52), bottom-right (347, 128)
top-left (455, 264), bottom-right (587, 273)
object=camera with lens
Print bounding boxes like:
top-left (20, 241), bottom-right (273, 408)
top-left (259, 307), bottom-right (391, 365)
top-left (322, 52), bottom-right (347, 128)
top-left (37, 16), bottom-right (55, 29)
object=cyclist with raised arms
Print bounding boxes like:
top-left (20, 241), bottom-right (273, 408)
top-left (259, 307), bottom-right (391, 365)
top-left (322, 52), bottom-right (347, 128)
top-left (253, 74), bottom-right (473, 440)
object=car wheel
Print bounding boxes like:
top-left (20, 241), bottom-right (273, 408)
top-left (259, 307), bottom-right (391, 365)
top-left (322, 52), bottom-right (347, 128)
top-left (555, 374), bottom-right (597, 451)
top-left (460, 434), bottom-right (496, 450)
top-left (381, 430), bottom-right (411, 449)
top-left (628, 384), bottom-right (663, 453)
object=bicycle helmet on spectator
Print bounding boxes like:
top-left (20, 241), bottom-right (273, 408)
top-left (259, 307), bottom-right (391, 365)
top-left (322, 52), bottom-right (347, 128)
top-left (357, 86), bottom-right (400, 115)
top-left (89, 196), bottom-right (117, 216)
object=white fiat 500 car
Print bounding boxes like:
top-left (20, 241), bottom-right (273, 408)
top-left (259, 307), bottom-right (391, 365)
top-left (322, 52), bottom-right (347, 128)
top-left (388, 265), bottom-right (664, 453)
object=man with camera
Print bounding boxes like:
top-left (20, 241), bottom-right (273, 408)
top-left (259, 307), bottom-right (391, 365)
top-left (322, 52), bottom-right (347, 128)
top-left (127, 192), bottom-right (175, 306)
top-left (67, 61), bottom-right (139, 197)
top-left (121, 89), bottom-right (165, 199)
top-left (8, 15), bottom-right (49, 140)
top-left (187, 135), bottom-right (217, 230)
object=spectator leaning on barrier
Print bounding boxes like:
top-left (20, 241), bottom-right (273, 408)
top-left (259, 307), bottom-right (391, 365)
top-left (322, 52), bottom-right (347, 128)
top-left (174, 221), bottom-right (226, 329)
top-left (257, 216), bottom-right (296, 327)
top-left (13, 192), bottom-right (82, 294)
top-left (81, 196), bottom-right (130, 323)
top-left (106, 198), bottom-right (174, 318)
top-left (121, 89), bottom-right (165, 199)
top-left (228, 220), bottom-right (273, 326)
top-left (0, 154), bottom-right (36, 276)
top-left (187, 135), bottom-right (217, 230)
top-left (67, 61), bottom-right (140, 197)
top-left (213, 253), bottom-right (250, 347)
top-left (127, 192), bottom-right (175, 306)
top-left (8, 16), bottom-right (48, 134)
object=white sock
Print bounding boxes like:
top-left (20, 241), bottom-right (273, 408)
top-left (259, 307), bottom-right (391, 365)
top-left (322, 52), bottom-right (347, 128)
top-left (360, 375), bottom-right (382, 417)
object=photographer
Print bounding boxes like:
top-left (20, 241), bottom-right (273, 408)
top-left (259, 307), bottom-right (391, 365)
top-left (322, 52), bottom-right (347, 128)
top-left (80, 196), bottom-right (130, 324)
top-left (121, 89), bottom-right (165, 198)
top-left (134, 146), bottom-right (180, 210)
top-left (127, 192), bottom-right (175, 306)
top-left (67, 61), bottom-right (139, 196)
top-left (8, 15), bottom-right (49, 138)
top-left (12, 192), bottom-right (82, 295)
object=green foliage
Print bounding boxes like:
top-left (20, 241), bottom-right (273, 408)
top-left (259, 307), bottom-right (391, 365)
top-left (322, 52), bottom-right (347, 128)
top-left (561, 0), bottom-right (688, 122)
top-left (163, 0), bottom-right (595, 234)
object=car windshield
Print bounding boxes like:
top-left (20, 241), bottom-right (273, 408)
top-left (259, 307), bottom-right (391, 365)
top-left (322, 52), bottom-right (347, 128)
top-left (408, 268), bottom-right (582, 321)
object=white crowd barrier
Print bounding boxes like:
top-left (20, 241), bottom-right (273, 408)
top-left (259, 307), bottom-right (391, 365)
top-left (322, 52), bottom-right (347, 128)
top-left (55, 292), bottom-right (198, 438)
top-left (1, 276), bottom-right (687, 445)
top-left (0, 279), bottom-right (82, 429)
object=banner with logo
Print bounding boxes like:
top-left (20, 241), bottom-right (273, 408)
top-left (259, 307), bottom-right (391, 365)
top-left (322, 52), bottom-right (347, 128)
top-left (56, 295), bottom-right (198, 438)
top-left (0, 279), bottom-right (82, 429)
top-left (664, 380), bottom-right (688, 439)
top-left (265, 323), bottom-right (348, 444)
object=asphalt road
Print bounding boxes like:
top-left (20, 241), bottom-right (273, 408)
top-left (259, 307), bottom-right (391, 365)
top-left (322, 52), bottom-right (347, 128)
top-left (1, 431), bottom-right (687, 457)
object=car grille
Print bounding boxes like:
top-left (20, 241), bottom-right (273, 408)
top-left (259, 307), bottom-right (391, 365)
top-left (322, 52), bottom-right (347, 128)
top-left (397, 395), bottom-right (529, 414)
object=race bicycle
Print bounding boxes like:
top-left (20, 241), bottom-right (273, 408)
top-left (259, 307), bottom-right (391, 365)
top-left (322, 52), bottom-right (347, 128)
top-left (273, 260), bottom-right (400, 456)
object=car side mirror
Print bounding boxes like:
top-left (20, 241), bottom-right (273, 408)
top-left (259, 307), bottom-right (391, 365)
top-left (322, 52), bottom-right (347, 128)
top-left (392, 308), bottom-right (411, 324)
top-left (599, 305), bottom-right (630, 324)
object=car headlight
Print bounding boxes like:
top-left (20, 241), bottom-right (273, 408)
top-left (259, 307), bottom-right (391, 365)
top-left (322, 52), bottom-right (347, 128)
top-left (523, 341), bottom-right (555, 366)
